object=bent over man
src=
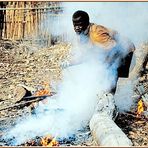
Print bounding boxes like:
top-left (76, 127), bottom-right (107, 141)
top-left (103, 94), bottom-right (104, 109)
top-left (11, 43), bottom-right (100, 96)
top-left (72, 10), bottom-right (135, 94)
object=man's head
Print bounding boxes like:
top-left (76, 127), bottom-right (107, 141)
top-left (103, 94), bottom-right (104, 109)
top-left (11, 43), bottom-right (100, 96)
top-left (72, 10), bottom-right (90, 35)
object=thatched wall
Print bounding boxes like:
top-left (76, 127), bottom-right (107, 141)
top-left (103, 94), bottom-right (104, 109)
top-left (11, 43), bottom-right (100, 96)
top-left (0, 2), bottom-right (62, 46)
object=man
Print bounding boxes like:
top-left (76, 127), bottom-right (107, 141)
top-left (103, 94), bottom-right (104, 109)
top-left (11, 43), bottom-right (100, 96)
top-left (72, 10), bottom-right (135, 94)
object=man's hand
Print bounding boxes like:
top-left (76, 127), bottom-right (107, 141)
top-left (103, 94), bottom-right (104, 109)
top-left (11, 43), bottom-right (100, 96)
top-left (60, 61), bottom-right (71, 69)
top-left (60, 59), bottom-right (83, 69)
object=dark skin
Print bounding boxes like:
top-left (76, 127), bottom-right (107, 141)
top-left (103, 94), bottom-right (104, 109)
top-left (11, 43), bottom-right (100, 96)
top-left (72, 14), bottom-right (135, 94)
top-left (73, 16), bottom-right (89, 35)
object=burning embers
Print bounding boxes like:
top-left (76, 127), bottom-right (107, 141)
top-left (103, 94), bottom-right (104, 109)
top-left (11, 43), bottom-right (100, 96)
top-left (23, 84), bottom-right (59, 147)
top-left (34, 82), bottom-right (51, 97)
top-left (35, 89), bottom-right (50, 96)
top-left (135, 84), bottom-right (148, 118)
top-left (40, 135), bottom-right (59, 146)
top-left (21, 135), bottom-right (59, 146)
top-left (29, 83), bottom-right (52, 111)
top-left (137, 100), bottom-right (144, 117)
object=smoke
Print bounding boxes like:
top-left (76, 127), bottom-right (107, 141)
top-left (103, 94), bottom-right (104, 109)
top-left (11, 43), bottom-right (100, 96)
top-left (58, 2), bottom-right (148, 112)
top-left (41, 2), bottom-right (148, 47)
top-left (57, 2), bottom-right (148, 46)
top-left (3, 2), bottom-right (148, 145)
top-left (3, 43), bottom-right (117, 145)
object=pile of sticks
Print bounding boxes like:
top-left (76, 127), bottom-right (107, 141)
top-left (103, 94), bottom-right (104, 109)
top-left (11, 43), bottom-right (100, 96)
top-left (1, 2), bottom-right (62, 44)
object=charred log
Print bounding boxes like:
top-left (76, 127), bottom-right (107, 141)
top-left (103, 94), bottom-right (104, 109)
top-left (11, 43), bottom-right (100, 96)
top-left (0, 93), bottom-right (55, 112)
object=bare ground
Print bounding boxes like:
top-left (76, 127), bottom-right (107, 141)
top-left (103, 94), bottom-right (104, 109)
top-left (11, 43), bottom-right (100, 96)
top-left (0, 39), bottom-right (147, 146)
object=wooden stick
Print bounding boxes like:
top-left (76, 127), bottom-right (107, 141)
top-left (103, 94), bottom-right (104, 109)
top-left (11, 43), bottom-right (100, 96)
top-left (14, 2), bottom-right (19, 40)
top-left (30, 8), bottom-right (33, 37)
top-left (3, 6), bottom-right (7, 38)
top-left (6, 3), bottom-right (10, 38)
top-left (35, 8), bottom-right (37, 36)
top-left (0, 93), bottom-right (55, 112)
top-left (22, 2), bottom-right (25, 38)
top-left (90, 113), bottom-right (133, 146)
top-left (28, 2), bottom-right (31, 36)
top-left (17, 2), bottom-right (21, 39)
top-left (11, 2), bottom-right (15, 39)
top-left (0, 6), bottom-right (63, 11)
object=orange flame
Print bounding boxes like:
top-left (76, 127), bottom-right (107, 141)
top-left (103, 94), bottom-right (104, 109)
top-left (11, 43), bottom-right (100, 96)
top-left (33, 82), bottom-right (51, 105)
top-left (40, 135), bottom-right (59, 146)
top-left (35, 89), bottom-right (50, 96)
top-left (34, 82), bottom-right (51, 96)
top-left (137, 100), bottom-right (144, 116)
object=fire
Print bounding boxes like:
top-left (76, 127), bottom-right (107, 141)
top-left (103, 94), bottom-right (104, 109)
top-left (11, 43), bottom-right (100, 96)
top-left (34, 81), bottom-right (51, 96)
top-left (40, 135), bottom-right (59, 146)
top-left (137, 99), bottom-right (144, 116)
top-left (35, 89), bottom-right (50, 96)
top-left (31, 82), bottom-right (51, 106)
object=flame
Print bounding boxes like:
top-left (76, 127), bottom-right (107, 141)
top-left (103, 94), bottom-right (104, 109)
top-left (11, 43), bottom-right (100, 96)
top-left (34, 82), bottom-right (51, 96)
top-left (25, 139), bottom-right (36, 146)
top-left (34, 89), bottom-right (50, 104)
top-left (137, 100), bottom-right (144, 116)
top-left (40, 135), bottom-right (59, 146)
top-left (35, 89), bottom-right (50, 96)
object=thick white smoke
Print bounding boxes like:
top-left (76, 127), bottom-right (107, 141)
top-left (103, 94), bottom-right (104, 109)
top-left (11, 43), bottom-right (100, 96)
top-left (3, 43), bottom-right (117, 145)
top-left (3, 2), bottom-right (148, 145)
top-left (57, 2), bottom-right (148, 46)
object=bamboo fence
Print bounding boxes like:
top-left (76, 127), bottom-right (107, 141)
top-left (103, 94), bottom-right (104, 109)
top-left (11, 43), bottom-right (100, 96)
top-left (0, 2), bottom-right (63, 46)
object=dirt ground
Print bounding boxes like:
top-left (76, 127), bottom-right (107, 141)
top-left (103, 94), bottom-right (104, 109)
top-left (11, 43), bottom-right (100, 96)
top-left (0, 39), bottom-right (147, 146)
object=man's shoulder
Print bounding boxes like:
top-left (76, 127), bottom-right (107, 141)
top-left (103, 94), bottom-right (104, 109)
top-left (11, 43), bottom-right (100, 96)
top-left (90, 23), bottom-right (118, 37)
top-left (90, 23), bottom-right (109, 33)
top-left (89, 23), bottom-right (118, 49)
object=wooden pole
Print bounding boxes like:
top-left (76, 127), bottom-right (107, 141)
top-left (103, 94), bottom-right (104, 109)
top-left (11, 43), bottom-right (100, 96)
top-left (11, 2), bottom-right (15, 39)
top-left (13, 2), bottom-right (19, 40)
top-left (22, 2), bottom-right (25, 39)
top-left (3, 9), bottom-right (6, 38)
top-left (17, 2), bottom-right (21, 39)
top-left (6, 2), bottom-right (10, 38)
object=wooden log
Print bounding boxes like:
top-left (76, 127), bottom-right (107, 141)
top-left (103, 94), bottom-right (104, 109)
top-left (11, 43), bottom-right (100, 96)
top-left (89, 93), bottom-right (132, 146)
top-left (90, 113), bottom-right (132, 146)
top-left (89, 46), bottom-right (148, 146)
